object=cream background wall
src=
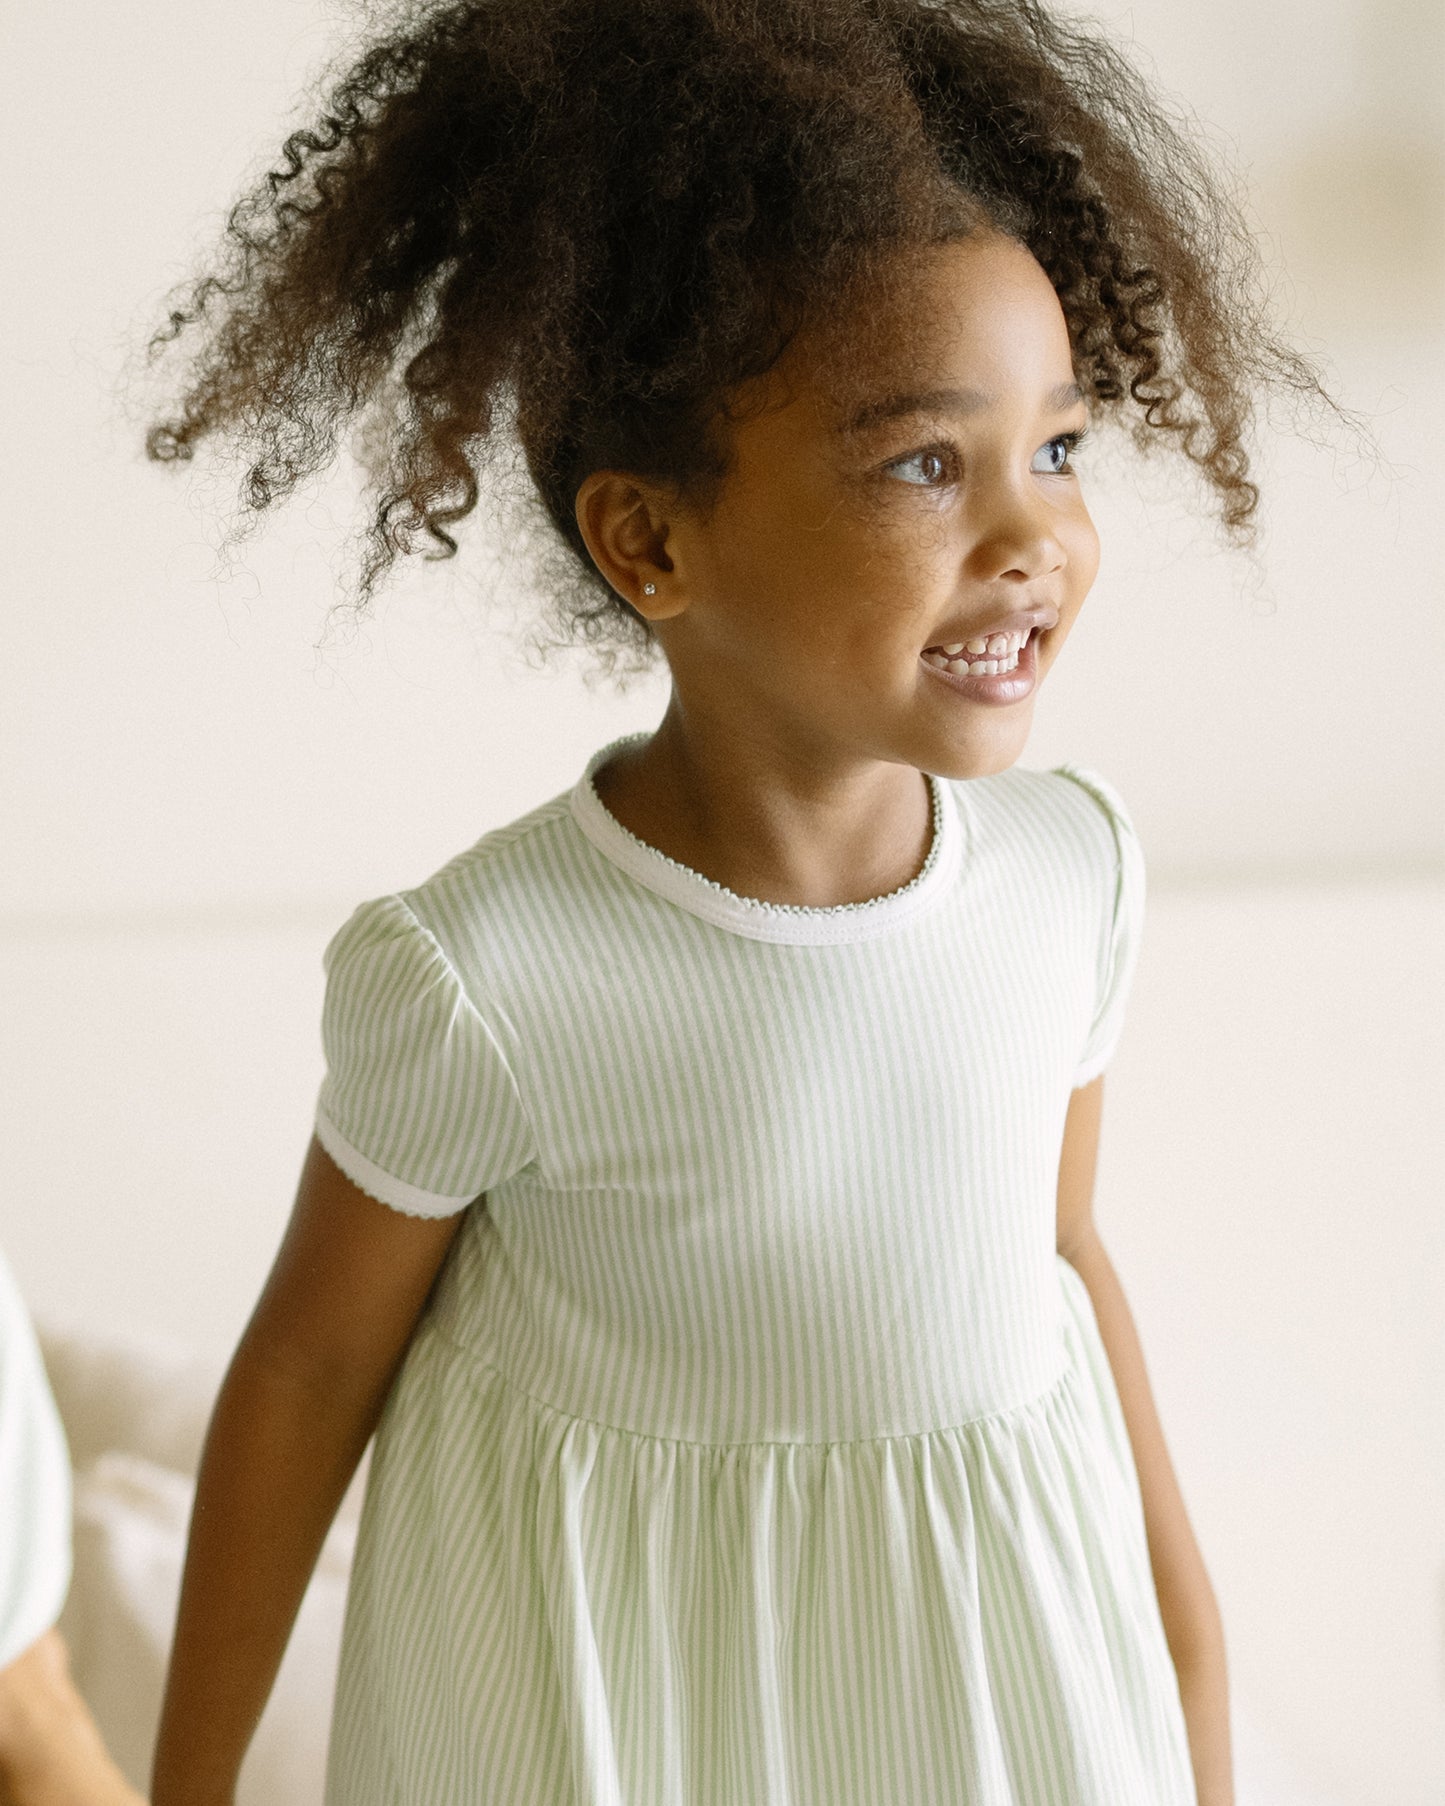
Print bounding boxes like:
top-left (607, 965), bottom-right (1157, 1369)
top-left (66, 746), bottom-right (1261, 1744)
top-left (2, 1), bottom-right (1441, 1801)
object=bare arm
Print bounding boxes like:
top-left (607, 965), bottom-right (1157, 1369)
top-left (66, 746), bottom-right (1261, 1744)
top-left (1057, 1076), bottom-right (1235, 1806)
top-left (149, 1137), bottom-right (466, 1806)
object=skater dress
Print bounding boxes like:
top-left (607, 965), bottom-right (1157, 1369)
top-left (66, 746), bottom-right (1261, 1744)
top-left (315, 732), bottom-right (1197, 1806)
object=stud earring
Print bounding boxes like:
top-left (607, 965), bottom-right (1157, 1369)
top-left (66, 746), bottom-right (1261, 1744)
top-left (643, 583), bottom-right (656, 595)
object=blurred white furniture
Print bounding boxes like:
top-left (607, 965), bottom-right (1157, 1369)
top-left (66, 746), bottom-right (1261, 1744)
top-left (39, 1322), bottom-right (366, 1806)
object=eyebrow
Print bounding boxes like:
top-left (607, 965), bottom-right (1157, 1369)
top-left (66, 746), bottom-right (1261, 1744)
top-left (839, 380), bottom-right (1085, 435)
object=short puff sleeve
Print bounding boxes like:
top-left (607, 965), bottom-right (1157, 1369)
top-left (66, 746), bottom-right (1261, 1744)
top-left (314, 894), bottom-right (536, 1217)
top-left (1054, 765), bottom-right (1148, 1089)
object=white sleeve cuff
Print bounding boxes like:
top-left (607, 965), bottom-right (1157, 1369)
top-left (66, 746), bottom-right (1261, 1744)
top-left (313, 1108), bottom-right (478, 1219)
top-left (1070, 1046), bottom-right (1113, 1089)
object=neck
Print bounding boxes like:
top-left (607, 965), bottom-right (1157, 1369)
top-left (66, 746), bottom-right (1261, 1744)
top-left (590, 696), bottom-right (935, 909)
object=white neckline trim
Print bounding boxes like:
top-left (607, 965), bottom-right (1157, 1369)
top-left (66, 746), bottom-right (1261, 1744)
top-left (568, 733), bottom-right (964, 944)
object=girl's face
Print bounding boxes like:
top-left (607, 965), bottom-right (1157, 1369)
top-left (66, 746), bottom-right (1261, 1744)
top-left (631, 230), bottom-right (1099, 783)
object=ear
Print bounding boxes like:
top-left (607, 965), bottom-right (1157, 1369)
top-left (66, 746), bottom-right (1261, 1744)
top-left (573, 471), bottom-right (689, 622)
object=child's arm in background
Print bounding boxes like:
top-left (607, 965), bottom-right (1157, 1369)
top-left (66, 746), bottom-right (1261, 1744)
top-left (150, 1137), bottom-right (466, 1806)
top-left (1056, 1076), bottom-right (1236, 1806)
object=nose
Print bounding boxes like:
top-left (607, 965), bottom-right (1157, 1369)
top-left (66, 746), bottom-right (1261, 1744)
top-left (968, 481), bottom-right (1067, 585)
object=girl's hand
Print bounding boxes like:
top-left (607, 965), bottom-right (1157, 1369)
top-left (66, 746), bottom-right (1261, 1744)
top-left (0, 1627), bottom-right (148, 1806)
top-left (149, 1137), bottom-right (466, 1806)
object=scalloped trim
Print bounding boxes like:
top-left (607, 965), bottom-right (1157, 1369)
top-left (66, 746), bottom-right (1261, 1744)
top-left (314, 1108), bottom-right (477, 1219)
top-left (568, 733), bottom-right (965, 945)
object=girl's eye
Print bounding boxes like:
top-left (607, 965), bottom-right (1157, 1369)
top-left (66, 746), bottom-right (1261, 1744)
top-left (1031, 431), bottom-right (1086, 475)
top-left (885, 446), bottom-right (958, 488)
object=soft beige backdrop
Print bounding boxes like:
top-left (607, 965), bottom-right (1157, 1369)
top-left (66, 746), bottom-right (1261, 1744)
top-left (2, 0), bottom-right (1441, 1801)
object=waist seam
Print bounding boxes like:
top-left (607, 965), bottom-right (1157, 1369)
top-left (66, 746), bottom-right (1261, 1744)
top-left (415, 1314), bottom-right (1074, 1454)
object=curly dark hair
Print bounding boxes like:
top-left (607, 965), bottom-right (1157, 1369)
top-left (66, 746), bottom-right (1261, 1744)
top-left (141, 0), bottom-right (1331, 673)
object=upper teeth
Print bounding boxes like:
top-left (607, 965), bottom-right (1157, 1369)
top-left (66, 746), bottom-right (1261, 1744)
top-left (923, 627), bottom-right (1030, 674)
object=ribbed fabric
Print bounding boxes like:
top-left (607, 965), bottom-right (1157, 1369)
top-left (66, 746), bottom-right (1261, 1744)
top-left (318, 734), bottom-right (1193, 1805)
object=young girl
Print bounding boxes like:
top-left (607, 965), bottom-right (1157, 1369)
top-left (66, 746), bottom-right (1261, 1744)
top-left (143, 2), bottom-right (1325, 1801)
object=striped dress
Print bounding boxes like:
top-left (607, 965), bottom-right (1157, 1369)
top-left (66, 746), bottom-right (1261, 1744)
top-left (316, 731), bottom-right (1197, 1805)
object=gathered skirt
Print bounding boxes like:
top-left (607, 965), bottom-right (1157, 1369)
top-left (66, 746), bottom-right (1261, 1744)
top-left (324, 1252), bottom-right (1195, 1805)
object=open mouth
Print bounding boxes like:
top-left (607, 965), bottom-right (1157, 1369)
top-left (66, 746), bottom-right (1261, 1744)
top-left (919, 626), bottom-right (1041, 702)
top-left (921, 625), bottom-right (1036, 678)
